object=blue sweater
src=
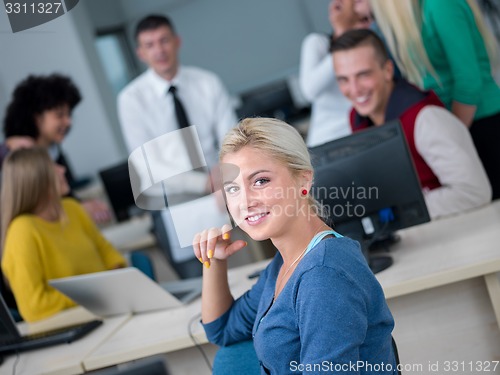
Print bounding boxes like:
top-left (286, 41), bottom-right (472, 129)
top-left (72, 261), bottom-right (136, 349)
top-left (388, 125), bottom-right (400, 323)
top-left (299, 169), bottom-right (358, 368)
top-left (203, 237), bottom-right (397, 374)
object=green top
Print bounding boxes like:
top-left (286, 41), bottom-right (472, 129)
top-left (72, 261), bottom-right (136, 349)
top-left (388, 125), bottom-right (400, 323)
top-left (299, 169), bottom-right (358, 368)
top-left (421, 0), bottom-right (500, 120)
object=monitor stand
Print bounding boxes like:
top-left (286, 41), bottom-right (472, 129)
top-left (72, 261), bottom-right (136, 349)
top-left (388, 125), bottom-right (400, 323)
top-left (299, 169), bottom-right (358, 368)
top-left (341, 230), bottom-right (393, 273)
top-left (335, 222), bottom-right (394, 274)
top-left (368, 252), bottom-right (393, 274)
top-left (367, 232), bottom-right (401, 273)
top-left (356, 238), bottom-right (393, 274)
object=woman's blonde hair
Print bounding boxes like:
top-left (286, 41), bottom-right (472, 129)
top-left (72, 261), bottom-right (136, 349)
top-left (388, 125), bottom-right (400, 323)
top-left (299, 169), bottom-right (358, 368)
top-left (370, 0), bottom-right (499, 86)
top-left (1, 147), bottom-right (62, 249)
top-left (220, 117), bottom-right (327, 219)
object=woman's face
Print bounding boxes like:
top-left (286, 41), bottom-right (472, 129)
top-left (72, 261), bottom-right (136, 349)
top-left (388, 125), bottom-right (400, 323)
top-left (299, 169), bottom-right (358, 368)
top-left (329, 0), bottom-right (373, 30)
top-left (36, 104), bottom-right (71, 146)
top-left (54, 163), bottom-right (70, 196)
top-left (354, 0), bottom-right (373, 27)
top-left (221, 146), bottom-right (309, 242)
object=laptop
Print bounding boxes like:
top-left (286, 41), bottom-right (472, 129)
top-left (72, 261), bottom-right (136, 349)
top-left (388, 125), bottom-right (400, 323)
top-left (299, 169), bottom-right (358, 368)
top-left (49, 268), bottom-right (189, 318)
top-left (160, 277), bottom-right (202, 305)
top-left (0, 294), bottom-right (102, 355)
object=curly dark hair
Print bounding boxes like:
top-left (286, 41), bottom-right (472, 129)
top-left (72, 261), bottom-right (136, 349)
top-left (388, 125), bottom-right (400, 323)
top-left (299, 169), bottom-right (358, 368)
top-left (3, 74), bottom-right (82, 139)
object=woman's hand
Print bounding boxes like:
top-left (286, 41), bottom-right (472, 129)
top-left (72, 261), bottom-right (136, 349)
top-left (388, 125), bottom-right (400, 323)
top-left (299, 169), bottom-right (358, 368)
top-left (5, 136), bottom-right (35, 150)
top-left (193, 224), bottom-right (247, 268)
top-left (82, 199), bottom-right (113, 224)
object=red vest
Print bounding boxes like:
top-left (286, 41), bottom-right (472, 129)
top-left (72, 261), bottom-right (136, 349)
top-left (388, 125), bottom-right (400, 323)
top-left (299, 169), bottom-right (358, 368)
top-left (350, 91), bottom-right (443, 191)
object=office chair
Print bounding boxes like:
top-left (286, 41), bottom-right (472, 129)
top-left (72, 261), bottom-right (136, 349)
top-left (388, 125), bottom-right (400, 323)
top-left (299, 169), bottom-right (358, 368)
top-left (90, 357), bottom-right (169, 375)
top-left (130, 251), bottom-right (156, 281)
top-left (392, 336), bottom-right (402, 375)
top-left (0, 271), bottom-right (22, 322)
top-left (99, 161), bottom-right (144, 222)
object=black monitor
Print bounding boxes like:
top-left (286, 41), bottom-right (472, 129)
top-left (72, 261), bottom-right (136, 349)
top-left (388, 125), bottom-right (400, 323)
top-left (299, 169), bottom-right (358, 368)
top-left (309, 120), bottom-right (430, 272)
top-left (237, 80), bottom-right (307, 122)
top-left (99, 161), bottom-right (143, 222)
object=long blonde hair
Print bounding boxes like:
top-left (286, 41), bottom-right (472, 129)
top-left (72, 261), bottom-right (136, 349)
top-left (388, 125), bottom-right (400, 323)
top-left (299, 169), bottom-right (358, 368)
top-left (370, 0), bottom-right (499, 86)
top-left (1, 147), bottom-right (62, 249)
top-left (220, 117), bottom-right (327, 219)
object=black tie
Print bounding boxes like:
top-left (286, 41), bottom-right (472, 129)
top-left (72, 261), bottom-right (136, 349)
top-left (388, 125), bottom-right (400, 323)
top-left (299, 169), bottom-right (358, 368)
top-left (167, 85), bottom-right (203, 172)
top-left (168, 85), bottom-right (190, 129)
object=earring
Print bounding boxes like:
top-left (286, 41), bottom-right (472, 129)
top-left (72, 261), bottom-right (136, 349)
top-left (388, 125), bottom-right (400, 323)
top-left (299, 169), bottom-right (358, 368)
top-left (301, 189), bottom-right (308, 196)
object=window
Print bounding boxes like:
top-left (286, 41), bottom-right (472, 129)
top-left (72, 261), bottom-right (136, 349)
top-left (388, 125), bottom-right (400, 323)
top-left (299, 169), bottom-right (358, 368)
top-left (95, 28), bottom-right (137, 96)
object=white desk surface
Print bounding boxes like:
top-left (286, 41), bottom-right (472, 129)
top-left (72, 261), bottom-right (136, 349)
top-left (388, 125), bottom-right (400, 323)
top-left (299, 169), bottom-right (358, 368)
top-left (84, 201), bottom-right (500, 371)
top-left (83, 270), bottom-right (256, 371)
top-left (101, 214), bottom-right (156, 253)
top-left (1, 309), bottom-right (129, 375)
top-left (375, 201), bottom-right (500, 298)
top-left (6, 202), bottom-right (500, 374)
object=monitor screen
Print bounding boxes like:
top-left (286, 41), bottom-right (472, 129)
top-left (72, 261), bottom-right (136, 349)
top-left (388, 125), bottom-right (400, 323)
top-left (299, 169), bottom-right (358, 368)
top-left (309, 120), bottom-right (430, 266)
top-left (99, 161), bottom-right (143, 222)
top-left (237, 80), bottom-right (306, 122)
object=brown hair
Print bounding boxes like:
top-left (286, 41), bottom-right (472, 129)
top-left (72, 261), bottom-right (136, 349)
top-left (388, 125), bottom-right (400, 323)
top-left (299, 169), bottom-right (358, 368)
top-left (1, 147), bottom-right (62, 249)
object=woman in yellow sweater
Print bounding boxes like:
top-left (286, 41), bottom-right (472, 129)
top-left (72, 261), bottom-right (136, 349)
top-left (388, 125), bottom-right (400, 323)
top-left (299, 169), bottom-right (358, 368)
top-left (1, 147), bottom-right (126, 322)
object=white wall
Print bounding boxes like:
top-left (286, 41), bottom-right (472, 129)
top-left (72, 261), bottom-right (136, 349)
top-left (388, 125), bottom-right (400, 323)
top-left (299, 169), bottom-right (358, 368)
top-left (0, 4), bottom-right (124, 178)
top-left (87, 0), bottom-right (332, 93)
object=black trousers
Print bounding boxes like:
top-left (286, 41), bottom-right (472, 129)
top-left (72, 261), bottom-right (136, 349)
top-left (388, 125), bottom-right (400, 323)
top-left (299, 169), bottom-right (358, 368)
top-left (470, 111), bottom-right (500, 200)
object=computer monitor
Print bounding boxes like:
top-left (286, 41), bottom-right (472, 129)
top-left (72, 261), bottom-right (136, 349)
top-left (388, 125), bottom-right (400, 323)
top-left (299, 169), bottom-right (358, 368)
top-left (237, 80), bottom-right (306, 122)
top-left (99, 161), bottom-right (143, 222)
top-left (309, 120), bottom-right (430, 272)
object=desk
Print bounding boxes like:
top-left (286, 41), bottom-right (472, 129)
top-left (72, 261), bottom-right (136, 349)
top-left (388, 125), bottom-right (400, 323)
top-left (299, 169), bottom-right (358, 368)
top-left (85, 201), bottom-right (500, 373)
top-left (101, 214), bottom-right (155, 253)
top-left (0, 309), bottom-right (129, 375)
top-left (374, 202), bottom-right (500, 366)
top-left (82, 269), bottom-right (254, 371)
top-left (4, 202), bottom-right (500, 374)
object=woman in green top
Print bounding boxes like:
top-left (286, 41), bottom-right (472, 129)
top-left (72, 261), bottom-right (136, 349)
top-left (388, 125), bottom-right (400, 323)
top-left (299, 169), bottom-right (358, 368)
top-left (370, 0), bottom-right (500, 199)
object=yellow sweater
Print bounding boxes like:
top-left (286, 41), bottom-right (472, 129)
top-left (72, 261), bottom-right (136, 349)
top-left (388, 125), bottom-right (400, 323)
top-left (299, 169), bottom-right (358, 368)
top-left (1, 198), bottom-right (126, 322)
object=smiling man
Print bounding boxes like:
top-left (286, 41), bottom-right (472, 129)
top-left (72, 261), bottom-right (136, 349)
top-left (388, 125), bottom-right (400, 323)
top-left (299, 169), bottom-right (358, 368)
top-left (331, 29), bottom-right (491, 219)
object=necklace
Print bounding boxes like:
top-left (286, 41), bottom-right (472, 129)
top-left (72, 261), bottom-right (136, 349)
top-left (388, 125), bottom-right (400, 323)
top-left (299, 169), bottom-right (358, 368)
top-left (274, 245), bottom-right (308, 297)
top-left (274, 222), bottom-right (328, 298)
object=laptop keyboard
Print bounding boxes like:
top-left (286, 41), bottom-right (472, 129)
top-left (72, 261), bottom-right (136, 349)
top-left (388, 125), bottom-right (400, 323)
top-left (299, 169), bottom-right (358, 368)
top-left (0, 319), bottom-right (102, 354)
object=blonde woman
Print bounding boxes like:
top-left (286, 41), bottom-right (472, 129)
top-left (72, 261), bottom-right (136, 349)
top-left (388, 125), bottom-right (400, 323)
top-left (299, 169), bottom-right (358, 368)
top-left (193, 118), bottom-right (398, 374)
top-left (1, 148), bottom-right (125, 322)
top-left (371, 0), bottom-right (500, 200)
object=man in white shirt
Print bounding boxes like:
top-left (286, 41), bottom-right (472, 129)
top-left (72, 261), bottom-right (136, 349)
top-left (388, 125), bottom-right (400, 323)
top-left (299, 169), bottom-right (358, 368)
top-left (118, 15), bottom-right (237, 277)
top-left (331, 29), bottom-right (491, 219)
top-left (299, 0), bottom-right (372, 146)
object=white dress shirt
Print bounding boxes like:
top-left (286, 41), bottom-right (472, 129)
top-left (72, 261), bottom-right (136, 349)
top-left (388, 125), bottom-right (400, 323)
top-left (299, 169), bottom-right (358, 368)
top-left (118, 66), bottom-right (237, 167)
top-left (415, 106), bottom-right (492, 219)
top-left (118, 66), bottom-right (237, 262)
top-left (299, 33), bottom-right (352, 147)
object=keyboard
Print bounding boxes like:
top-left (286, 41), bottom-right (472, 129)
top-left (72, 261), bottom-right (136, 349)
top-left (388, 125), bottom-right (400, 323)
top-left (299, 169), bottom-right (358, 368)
top-left (0, 319), bottom-right (102, 354)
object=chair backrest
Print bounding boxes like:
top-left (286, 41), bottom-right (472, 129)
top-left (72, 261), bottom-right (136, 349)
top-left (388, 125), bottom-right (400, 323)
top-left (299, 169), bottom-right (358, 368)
top-left (0, 270), bottom-right (21, 321)
top-left (130, 251), bottom-right (156, 281)
top-left (91, 357), bottom-right (169, 375)
top-left (99, 161), bottom-right (140, 222)
top-left (392, 336), bottom-right (402, 375)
